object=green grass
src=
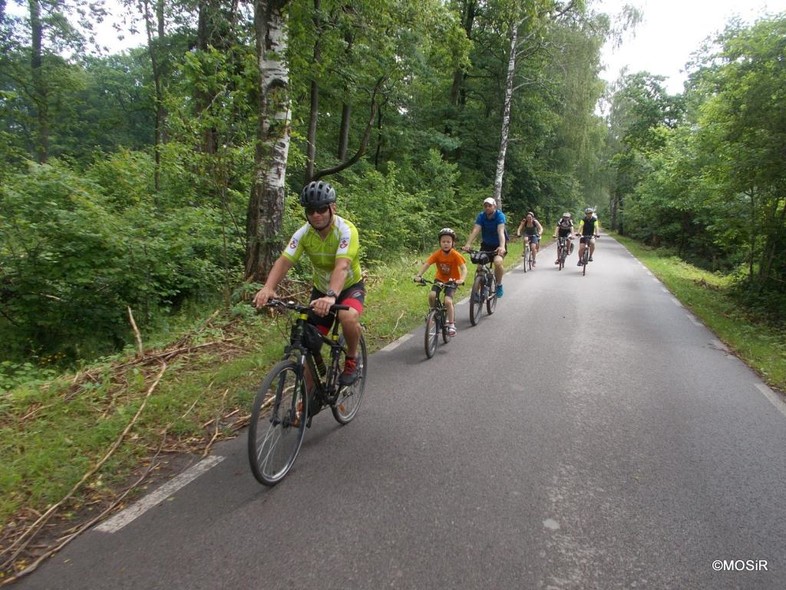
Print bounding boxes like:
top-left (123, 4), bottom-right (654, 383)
top-left (616, 234), bottom-right (786, 391)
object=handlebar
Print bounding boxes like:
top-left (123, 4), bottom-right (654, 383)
top-left (414, 277), bottom-right (461, 288)
top-left (264, 298), bottom-right (350, 313)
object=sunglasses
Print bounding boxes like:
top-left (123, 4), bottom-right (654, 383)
top-left (306, 205), bottom-right (330, 215)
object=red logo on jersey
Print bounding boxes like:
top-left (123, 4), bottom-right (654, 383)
top-left (339, 238), bottom-right (349, 249)
top-left (290, 238), bottom-right (298, 249)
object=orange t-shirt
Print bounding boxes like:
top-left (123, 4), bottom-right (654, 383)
top-left (426, 248), bottom-right (466, 283)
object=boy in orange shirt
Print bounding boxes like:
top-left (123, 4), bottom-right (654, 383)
top-left (414, 228), bottom-right (468, 336)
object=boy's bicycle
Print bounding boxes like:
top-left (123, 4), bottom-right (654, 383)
top-left (466, 250), bottom-right (498, 326)
top-left (248, 299), bottom-right (367, 486)
top-left (415, 278), bottom-right (458, 359)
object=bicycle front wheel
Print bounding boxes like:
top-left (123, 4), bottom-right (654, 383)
top-left (469, 275), bottom-right (484, 326)
top-left (582, 249), bottom-right (588, 275)
top-left (248, 360), bottom-right (307, 486)
top-left (332, 334), bottom-right (367, 424)
top-left (486, 273), bottom-right (497, 315)
top-left (424, 309), bottom-right (439, 358)
top-left (440, 309), bottom-right (450, 344)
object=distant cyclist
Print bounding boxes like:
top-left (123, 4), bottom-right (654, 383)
top-left (414, 228), bottom-right (467, 336)
top-left (576, 207), bottom-right (600, 266)
top-left (253, 181), bottom-right (365, 386)
top-left (552, 212), bottom-right (574, 264)
top-left (462, 197), bottom-right (507, 298)
top-left (516, 211), bottom-right (543, 267)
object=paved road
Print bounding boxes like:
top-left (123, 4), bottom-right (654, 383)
top-left (16, 238), bottom-right (786, 589)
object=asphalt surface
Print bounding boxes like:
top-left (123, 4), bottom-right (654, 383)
top-left (15, 237), bottom-right (786, 589)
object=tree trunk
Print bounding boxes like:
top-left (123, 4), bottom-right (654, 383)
top-left (304, 0), bottom-right (322, 182)
top-left (449, 0), bottom-right (476, 109)
top-left (29, 0), bottom-right (48, 163)
top-left (492, 23), bottom-right (518, 209)
top-left (245, 0), bottom-right (292, 282)
top-left (142, 0), bottom-right (167, 191)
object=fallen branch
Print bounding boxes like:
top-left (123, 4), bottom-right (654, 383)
top-left (127, 307), bottom-right (144, 357)
top-left (1, 439), bottom-right (166, 586)
top-left (1, 362), bottom-right (168, 571)
top-left (203, 389), bottom-right (229, 457)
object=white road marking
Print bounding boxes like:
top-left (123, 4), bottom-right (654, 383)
top-left (95, 455), bottom-right (225, 533)
top-left (381, 333), bottom-right (413, 352)
top-left (754, 383), bottom-right (786, 419)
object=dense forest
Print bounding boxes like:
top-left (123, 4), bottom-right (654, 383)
top-left (1, 0), bottom-right (784, 385)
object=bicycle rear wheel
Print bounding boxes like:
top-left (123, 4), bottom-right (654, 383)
top-left (332, 334), bottom-right (367, 424)
top-left (486, 273), bottom-right (497, 315)
top-left (424, 309), bottom-right (439, 358)
top-left (558, 243), bottom-right (565, 270)
top-left (248, 360), bottom-right (307, 486)
top-left (469, 275), bottom-right (484, 326)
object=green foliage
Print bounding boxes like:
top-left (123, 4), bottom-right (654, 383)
top-left (609, 14), bottom-right (786, 320)
top-left (0, 159), bottom-right (238, 365)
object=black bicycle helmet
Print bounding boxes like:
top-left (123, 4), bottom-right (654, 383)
top-left (300, 181), bottom-right (337, 208)
top-left (438, 227), bottom-right (457, 241)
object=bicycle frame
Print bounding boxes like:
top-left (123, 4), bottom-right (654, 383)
top-left (248, 299), bottom-right (367, 486)
top-left (417, 278), bottom-right (456, 358)
top-left (467, 250), bottom-right (497, 326)
top-left (556, 236), bottom-right (569, 270)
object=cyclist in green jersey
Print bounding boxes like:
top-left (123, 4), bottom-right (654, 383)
top-left (253, 181), bottom-right (365, 385)
top-left (576, 207), bottom-right (600, 266)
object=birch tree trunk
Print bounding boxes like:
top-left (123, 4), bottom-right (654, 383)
top-left (492, 23), bottom-right (518, 209)
top-left (245, 0), bottom-right (292, 282)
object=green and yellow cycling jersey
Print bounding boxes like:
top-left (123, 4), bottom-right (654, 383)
top-left (282, 216), bottom-right (362, 293)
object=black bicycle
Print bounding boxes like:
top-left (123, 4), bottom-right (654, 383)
top-left (555, 235), bottom-right (570, 270)
top-left (577, 234), bottom-right (598, 275)
top-left (415, 278), bottom-right (458, 358)
top-left (248, 299), bottom-right (367, 486)
top-left (524, 236), bottom-right (537, 271)
top-left (467, 250), bottom-right (497, 326)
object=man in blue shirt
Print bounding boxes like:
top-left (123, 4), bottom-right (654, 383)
top-left (462, 197), bottom-right (508, 297)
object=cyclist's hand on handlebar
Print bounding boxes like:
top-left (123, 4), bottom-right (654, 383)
top-left (253, 287), bottom-right (275, 309)
top-left (461, 245), bottom-right (471, 252)
top-left (310, 295), bottom-right (335, 317)
top-left (413, 275), bottom-right (425, 284)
